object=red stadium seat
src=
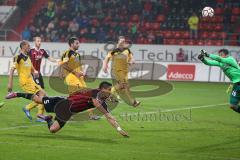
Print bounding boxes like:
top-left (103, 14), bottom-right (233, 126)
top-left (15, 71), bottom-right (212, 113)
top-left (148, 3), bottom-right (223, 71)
top-left (215, 24), bottom-right (223, 31)
top-left (182, 31), bottom-right (190, 39)
top-left (156, 15), bottom-right (165, 22)
top-left (214, 8), bottom-right (224, 15)
top-left (151, 23), bottom-right (160, 30)
top-left (200, 32), bottom-right (208, 39)
top-left (232, 8), bottom-right (240, 15)
top-left (143, 22), bottom-right (151, 30)
top-left (215, 16), bottom-right (223, 23)
top-left (210, 32), bottom-right (218, 39)
top-left (174, 31), bottom-right (181, 39)
top-left (213, 40), bottom-right (223, 46)
top-left (216, 0), bottom-right (224, 3)
top-left (197, 40), bottom-right (204, 45)
top-left (187, 40), bottom-right (196, 45)
top-left (218, 32), bottom-right (227, 39)
top-left (131, 14), bottom-right (140, 22)
top-left (231, 16), bottom-right (238, 23)
top-left (205, 40), bottom-right (213, 46)
top-left (162, 31), bottom-right (173, 38)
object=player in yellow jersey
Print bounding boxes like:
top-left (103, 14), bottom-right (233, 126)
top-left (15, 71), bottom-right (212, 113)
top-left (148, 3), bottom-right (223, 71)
top-left (59, 37), bottom-right (99, 120)
top-left (103, 36), bottom-right (140, 107)
top-left (6, 40), bottom-right (47, 122)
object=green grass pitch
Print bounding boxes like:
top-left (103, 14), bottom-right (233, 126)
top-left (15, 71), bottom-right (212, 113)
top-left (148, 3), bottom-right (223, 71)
top-left (0, 75), bottom-right (239, 160)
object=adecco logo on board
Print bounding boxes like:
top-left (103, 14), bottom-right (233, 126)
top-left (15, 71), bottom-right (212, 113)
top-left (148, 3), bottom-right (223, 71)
top-left (167, 65), bottom-right (196, 81)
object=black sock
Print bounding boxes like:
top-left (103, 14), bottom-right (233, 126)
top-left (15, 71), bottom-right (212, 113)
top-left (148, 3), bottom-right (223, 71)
top-left (47, 120), bottom-right (53, 129)
top-left (16, 93), bottom-right (34, 100)
top-left (232, 105), bottom-right (240, 113)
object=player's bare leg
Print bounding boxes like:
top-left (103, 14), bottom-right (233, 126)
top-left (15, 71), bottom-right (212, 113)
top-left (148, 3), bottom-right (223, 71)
top-left (115, 81), bottom-right (140, 107)
top-left (48, 121), bottom-right (61, 133)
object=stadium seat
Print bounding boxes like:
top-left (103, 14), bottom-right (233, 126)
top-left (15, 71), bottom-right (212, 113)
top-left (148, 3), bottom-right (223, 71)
top-left (209, 32), bottom-right (218, 39)
top-left (214, 8), bottom-right (224, 15)
top-left (197, 40), bottom-right (204, 45)
top-left (151, 23), bottom-right (160, 30)
top-left (156, 15), bottom-right (165, 22)
top-left (131, 14), bottom-right (140, 22)
top-left (232, 8), bottom-right (240, 15)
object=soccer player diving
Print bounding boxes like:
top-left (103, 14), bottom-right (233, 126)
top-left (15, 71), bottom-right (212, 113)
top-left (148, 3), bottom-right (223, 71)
top-left (5, 81), bottom-right (129, 137)
top-left (198, 49), bottom-right (240, 114)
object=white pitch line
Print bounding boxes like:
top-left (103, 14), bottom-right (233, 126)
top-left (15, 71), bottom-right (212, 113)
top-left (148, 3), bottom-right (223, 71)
top-left (0, 124), bottom-right (44, 131)
top-left (121, 103), bottom-right (228, 116)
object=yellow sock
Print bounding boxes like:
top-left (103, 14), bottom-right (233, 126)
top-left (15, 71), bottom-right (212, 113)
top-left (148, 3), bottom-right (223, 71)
top-left (88, 109), bottom-right (94, 116)
top-left (111, 86), bottom-right (120, 98)
top-left (37, 104), bottom-right (45, 115)
top-left (25, 102), bottom-right (38, 111)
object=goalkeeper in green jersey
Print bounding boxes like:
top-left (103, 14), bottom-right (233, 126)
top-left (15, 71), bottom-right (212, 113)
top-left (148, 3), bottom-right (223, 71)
top-left (198, 49), bottom-right (240, 114)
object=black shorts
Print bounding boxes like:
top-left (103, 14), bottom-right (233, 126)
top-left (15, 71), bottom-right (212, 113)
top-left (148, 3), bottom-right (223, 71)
top-left (42, 96), bottom-right (72, 129)
top-left (42, 96), bottom-right (66, 113)
top-left (33, 73), bottom-right (44, 89)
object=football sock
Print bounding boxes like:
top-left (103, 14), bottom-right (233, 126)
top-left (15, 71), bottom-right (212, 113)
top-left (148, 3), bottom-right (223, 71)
top-left (25, 101), bottom-right (38, 110)
top-left (37, 104), bottom-right (45, 115)
top-left (17, 93), bottom-right (34, 100)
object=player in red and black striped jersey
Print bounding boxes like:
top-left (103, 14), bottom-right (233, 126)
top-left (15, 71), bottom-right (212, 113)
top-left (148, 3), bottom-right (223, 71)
top-left (29, 37), bottom-right (57, 89)
top-left (6, 81), bottom-right (129, 137)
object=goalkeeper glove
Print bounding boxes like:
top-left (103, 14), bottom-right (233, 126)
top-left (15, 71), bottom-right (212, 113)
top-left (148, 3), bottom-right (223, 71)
top-left (198, 53), bottom-right (204, 61)
top-left (200, 49), bottom-right (209, 57)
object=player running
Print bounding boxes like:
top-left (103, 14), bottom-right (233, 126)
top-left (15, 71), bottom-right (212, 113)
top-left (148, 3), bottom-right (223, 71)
top-left (198, 49), bottom-right (240, 114)
top-left (59, 37), bottom-right (99, 120)
top-left (29, 36), bottom-right (57, 89)
top-left (103, 36), bottom-right (140, 107)
top-left (20, 37), bottom-right (57, 121)
top-left (6, 81), bottom-right (129, 137)
top-left (6, 40), bottom-right (47, 121)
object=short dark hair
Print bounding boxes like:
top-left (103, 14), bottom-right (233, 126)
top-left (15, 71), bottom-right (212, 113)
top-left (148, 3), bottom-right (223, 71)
top-left (118, 36), bottom-right (125, 40)
top-left (219, 49), bottom-right (229, 55)
top-left (68, 37), bottom-right (78, 46)
top-left (99, 81), bottom-right (112, 89)
top-left (20, 40), bottom-right (28, 49)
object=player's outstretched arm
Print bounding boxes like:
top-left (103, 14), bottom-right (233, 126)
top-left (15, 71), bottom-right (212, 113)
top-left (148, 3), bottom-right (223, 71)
top-left (103, 55), bottom-right (111, 73)
top-left (59, 61), bottom-right (84, 78)
top-left (198, 50), bottom-right (221, 67)
top-left (201, 49), bottom-right (238, 68)
top-left (92, 99), bottom-right (129, 137)
top-left (48, 57), bottom-right (58, 63)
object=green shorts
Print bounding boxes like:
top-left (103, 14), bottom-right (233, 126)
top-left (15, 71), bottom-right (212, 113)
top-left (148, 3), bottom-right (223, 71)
top-left (230, 83), bottom-right (240, 105)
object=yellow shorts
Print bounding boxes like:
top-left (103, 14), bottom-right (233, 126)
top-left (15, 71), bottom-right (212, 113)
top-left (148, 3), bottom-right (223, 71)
top-left (65, 76), bottom-right (87, 94)
top-left (112, 70), bottom-right (128, 83)
top-left (20, 82), bottom-right (42, 94)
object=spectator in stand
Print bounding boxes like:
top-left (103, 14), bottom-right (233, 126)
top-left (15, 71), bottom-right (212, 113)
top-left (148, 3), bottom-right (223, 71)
top-left (131, 23), bottom-right (137, 41)
top-left (143, 0), bottom-right (152, 19)
top-left (22, 27), bottom-right (31, 40)
top-left (79, 15), bottom-right (90, 28)
top-left (223, 4), bottom-right (232, 32)
top-left (188, 12), bottom-right (199, 39)
top-left (96, 27), bottom-right (106, 43)
top-left (176, 48), bottom-right (187, 62)
top-left (147, 32), bottom-right (155, 44)
top-left (87, 27), bottom-right (97, 42)
top-left (68, 19), bottom-right (79, 33)
top-left (155, 33), bottom-right (163, 44)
